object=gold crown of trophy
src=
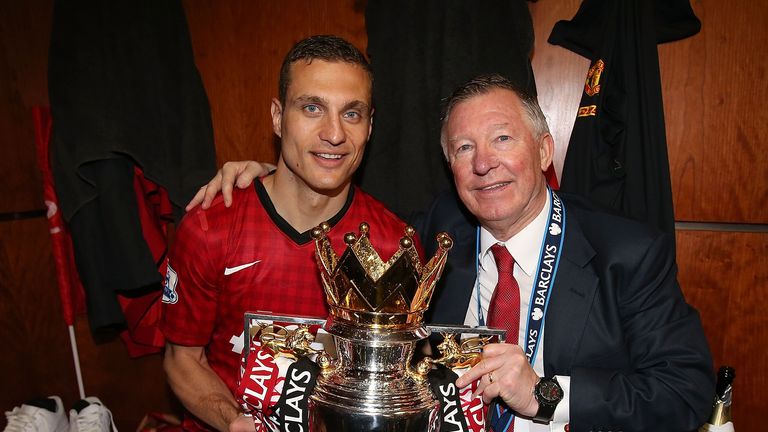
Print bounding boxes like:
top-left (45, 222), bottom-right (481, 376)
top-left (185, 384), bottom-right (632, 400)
top-left (245, 222), bottom-right (503, 431)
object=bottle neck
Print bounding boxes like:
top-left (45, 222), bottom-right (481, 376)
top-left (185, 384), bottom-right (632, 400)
top-left (708, 399), bottom-right (732, 426)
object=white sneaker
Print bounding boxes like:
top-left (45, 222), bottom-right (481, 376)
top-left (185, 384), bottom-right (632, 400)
top-left (67, 398), bottom-right (117, 432)
top-left (3, 396), bottom-right (68, 432)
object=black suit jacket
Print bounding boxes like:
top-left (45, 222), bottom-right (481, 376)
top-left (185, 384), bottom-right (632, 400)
top-left (414, 190), bottom-right (713, 432)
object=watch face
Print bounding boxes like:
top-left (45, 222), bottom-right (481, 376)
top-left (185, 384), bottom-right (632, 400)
top-left (538, 379), bottom-right (564, 403)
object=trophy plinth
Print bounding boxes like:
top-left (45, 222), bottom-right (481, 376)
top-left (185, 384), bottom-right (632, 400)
top-left (307, 222), bottom-right (452, 431)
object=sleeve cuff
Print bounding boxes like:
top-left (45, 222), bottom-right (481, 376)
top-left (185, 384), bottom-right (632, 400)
top-left (550, 375), bottom-right (570, 431)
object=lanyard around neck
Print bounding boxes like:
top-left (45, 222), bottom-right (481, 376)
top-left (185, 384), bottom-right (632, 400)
top-left (474, 187), bottom-right (566, 365)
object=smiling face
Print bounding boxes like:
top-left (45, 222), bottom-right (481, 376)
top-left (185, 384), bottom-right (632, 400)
top-left (271, 59), bottom-right (372, 195)
top-left (442, 88), bottom-right (553, 240)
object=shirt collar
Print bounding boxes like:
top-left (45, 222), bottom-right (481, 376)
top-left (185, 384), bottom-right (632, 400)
top-left (479, 191), bottom-right (551, 277)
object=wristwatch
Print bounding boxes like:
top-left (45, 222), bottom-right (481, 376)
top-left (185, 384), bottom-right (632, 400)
top-left (533, 376), bottom-right (564, 423)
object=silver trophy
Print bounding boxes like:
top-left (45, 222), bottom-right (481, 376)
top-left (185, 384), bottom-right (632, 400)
top-left (308, 222), bottom-right (451, 431)
top-left (241, 222), bottom-right (503, 431)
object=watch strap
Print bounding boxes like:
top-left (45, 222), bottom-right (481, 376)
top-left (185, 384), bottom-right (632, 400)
top-left (533, 401), bottom-right (557, 423)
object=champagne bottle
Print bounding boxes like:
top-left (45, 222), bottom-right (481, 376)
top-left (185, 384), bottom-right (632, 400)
top-left (699, 366), bottom-right (735, 432)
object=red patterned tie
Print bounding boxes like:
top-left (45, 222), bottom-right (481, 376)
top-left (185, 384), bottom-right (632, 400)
top-left (488, 243), bottom-right (520, 432)
top-left (488, 243), bottom-right (520, 346)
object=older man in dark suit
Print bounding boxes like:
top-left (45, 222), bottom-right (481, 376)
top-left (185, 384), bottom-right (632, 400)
top-left (416, 74), bottom-right (713, 432)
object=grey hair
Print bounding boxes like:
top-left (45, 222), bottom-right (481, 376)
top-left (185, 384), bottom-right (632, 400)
top-left (440, 74), bottom-right (550, 159)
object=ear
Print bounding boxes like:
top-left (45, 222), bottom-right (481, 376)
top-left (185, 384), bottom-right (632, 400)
top-left (270, 98), bottom-right (283, 138)
top-left (367, 107), bottom-right (375, 141)
top-left (539, 133), bottom-right (555, 172)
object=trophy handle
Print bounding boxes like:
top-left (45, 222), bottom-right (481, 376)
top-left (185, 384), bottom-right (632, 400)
top-left (415, 333), bottom-right (492, 374)
top-left (257, 324), bottom-right (338, 374)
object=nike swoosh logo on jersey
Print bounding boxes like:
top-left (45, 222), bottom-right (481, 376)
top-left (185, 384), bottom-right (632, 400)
top-left (224, 260), bottom-right (262, 276)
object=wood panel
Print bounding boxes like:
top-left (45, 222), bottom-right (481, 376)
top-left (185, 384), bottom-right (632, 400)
top-left (660, 0), bottom-right (768, 224)
top-left (677, 230), bottom-right (767, 431)
top-left (0, 218), bottom-right (76, 409)
top-left (529, 0), bottom-right (589, 180)
top-left (182, 0), bottom-right (368, 167)
top-left (0, 0), bottom-right (52, 214)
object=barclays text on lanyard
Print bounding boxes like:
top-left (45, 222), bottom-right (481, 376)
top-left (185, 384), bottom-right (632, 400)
top-left (485, 188), bottom-right (566, 432)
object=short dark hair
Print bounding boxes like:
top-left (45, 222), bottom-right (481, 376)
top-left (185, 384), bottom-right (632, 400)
top-left (440, 74), bottom-right (550, 158)
top-left (278, 35), bottom-right (373, 105)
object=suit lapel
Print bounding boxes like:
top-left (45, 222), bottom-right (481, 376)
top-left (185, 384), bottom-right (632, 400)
top-left (543, 210), bottom-right (598, 376)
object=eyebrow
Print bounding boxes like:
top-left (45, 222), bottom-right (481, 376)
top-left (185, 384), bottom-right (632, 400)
top-left (294, 95), bottom-right (328, 106)
top-left (446, 122), bottom-right (512, 145)
top-left (446, 136), bottom-right (467, 146)
top-left (342, 100), bottom-right (371, 113)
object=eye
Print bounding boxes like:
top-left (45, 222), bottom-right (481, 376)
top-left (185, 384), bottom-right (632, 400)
top-left (303, 104), bottom-right (322, 115)
top-left (455, 143), bottom-right (473, 154)
top-left (343, 110), bottom-right (362, 122)
top-left (497, 135), bottom-right (512, 142)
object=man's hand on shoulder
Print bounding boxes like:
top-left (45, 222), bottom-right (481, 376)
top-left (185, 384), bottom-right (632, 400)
top-left (186, 161), bottom-right (275, 211)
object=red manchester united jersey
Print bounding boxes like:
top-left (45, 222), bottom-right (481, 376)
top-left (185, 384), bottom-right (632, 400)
top-left (161, 178), bottom-right (412, 430)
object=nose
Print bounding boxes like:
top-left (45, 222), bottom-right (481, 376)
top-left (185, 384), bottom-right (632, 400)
top-left (319, 115), bottom-right (346, 146)
top-left (472, 144), bottom-right (499, 175)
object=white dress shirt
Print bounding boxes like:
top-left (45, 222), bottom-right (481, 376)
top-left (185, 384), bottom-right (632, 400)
top-left (462, 192), bottom-right (570, 432)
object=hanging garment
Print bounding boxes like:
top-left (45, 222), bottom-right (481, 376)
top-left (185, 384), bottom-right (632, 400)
top-left (48, 0), bottom-right (216, 342)
top-left (551, 0), bottom-right (701, 237)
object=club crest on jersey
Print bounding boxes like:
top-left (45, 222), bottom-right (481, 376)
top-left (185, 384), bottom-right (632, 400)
top-left (163, 264), bottom-right (179, 304)
top-left (584, 58), bottom-right (605, 97)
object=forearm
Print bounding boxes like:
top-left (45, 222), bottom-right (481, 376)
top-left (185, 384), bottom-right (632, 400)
top-left (164, 344), bottom-right (242, 431)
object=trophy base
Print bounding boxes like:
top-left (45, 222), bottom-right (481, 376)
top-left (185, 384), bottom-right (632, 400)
top-left (307, 320), bottom-right (441, 431)
top-left (309, 399), bottom-right (440, 432)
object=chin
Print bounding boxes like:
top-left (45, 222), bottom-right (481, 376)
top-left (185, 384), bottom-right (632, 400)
top-left (475, 205), bottom-right (520, 223)
top-left (309, 179), bottom-right (349, 195)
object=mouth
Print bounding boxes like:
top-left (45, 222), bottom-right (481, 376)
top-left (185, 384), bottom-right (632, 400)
top-left (311, 152), bottom-right (347, 164)
top-left (477, 181), bottom-right (511, 192)
top-left (313, 152), bottom-right (344, 160)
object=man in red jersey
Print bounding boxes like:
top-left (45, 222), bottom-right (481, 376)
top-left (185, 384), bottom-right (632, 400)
top-left (160, 35), bottom-right (412, 432)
